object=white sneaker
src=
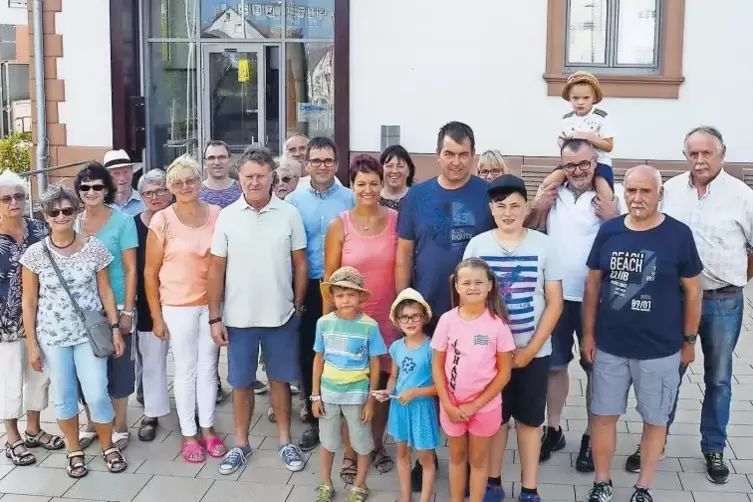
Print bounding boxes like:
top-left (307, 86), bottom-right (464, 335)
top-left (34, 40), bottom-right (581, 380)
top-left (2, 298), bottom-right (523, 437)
top-left (279, 443), bottom-right (305, 472)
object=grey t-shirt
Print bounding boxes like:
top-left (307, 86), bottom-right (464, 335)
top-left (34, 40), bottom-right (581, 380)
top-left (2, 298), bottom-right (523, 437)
top-left (463, 229), bottom-right (563, 358)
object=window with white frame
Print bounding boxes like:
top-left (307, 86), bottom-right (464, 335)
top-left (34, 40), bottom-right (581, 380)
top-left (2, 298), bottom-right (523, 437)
top-left (0, 25), bottom-right (16, 61)
top-left (566, 0), bottom-right (661, 74)
top-left (8, 0), bottom-right (27, 8)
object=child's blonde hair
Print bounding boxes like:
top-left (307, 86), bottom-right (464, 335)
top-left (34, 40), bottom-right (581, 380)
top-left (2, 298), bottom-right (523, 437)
top-left (450, 258), bottom-right (508, 322)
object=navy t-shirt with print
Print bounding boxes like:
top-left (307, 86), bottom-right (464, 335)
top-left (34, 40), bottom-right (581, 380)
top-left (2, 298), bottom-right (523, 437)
top-left (398, 176), bottom-right (493, 318)
top-left (586, 215), bottom-right (703, 360)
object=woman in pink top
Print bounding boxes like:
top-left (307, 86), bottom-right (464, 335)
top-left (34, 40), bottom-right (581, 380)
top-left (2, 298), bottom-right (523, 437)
top-left (431, 258), bottom-right (515, 502)
top-left (144, 156), bottom-right (226, 464)
top-left (324, 154), bottom-right (398, 478)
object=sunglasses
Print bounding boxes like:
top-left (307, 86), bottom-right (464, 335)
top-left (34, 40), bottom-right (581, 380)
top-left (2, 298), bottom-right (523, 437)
top-left (46, 207), bottom-right (76, 217)
top-left (79, 184), bottom-right (106, 192)
top-left (0, 193), bottom-right (25, 205)
top-left (280, 176), bottom-right (292, 183)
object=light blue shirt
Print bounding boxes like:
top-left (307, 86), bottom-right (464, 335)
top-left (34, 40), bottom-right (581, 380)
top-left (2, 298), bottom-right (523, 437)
top-left (287, 181), bottom-right (355, 279)
top-left (108, 189), bottom-right (145, 216)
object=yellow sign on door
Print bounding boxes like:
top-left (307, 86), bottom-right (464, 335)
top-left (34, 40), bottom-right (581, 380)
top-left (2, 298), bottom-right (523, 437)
top-left (238, 58), bottom-right (250, 83)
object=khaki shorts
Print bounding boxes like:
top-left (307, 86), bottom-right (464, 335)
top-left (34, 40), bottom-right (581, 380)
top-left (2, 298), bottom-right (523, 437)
top-left (0, 340), bottom-right (50, 420)
top-left (319, 402), bottom-right (374, 455)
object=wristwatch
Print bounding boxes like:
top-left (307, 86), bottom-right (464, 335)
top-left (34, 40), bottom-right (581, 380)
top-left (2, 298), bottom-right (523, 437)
top-left (208, 317), bottom-right (222, 325)
top-left (309, 395), bottom-right (321, 402)
top-left (111, 323), bottom-right (121, 330)
top-left (684, 334), bottom-right (698, 344)
top-left (120, 310), bottom-right (134, 317)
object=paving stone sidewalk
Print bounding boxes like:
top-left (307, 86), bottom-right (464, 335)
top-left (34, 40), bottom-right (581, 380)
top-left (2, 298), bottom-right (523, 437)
top-left (4, 285), bottom-right (753, 501)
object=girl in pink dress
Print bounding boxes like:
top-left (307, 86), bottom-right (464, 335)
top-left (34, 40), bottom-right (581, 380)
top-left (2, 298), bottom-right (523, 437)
top-left (323, 154), bottom-right (398, 480)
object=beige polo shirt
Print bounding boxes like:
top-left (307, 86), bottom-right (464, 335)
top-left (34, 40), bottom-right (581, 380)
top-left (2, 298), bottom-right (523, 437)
top-left (210, 195), bottom-right (307, 328)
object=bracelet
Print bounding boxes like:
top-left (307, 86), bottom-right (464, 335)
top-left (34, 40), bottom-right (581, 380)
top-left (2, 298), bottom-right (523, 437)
top-left (111, 323), bottom-right (121, 329)
top-left (120, 310), bottom-right (134, 317)
top-left (208, 317), bottom-right (222, 325)
top-left (309, 395), bottom-right (321, 402)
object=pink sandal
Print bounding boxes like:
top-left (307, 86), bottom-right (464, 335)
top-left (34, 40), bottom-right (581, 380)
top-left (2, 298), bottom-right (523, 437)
top-left (199, 437), bottom-right (227, 458)
top-left (182, 442), bottom-right (205, 463)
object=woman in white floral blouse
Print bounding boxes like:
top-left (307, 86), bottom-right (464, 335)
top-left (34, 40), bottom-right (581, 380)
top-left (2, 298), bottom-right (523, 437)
top-left (0, 170), bottom-right (64, 467)
top-left (20, 185), bottom-right (127, 479)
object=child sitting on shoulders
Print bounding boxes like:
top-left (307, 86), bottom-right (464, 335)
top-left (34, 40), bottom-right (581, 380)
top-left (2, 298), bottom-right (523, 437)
top-left (431, 258), bottom-right (515, 502)
top-left (375, 288), bottom-right (441, 502)
top-left (312, 266), bottom-right (387, 502)
top-left (542, 71), bottom-right (616, 202)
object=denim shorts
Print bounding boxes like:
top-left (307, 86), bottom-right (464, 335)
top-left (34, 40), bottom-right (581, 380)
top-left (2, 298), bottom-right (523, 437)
top-left (41, 341), bottom-right (114, 423)
top-left (227, 314), bottom-right (300, 389)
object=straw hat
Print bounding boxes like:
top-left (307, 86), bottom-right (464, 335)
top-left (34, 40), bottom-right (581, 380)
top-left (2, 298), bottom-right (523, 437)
top-left (103, 149), bottom-right (142, 172)
top-left (389, 288), bottom-right (432, 325)
top-left (561, 71), bottom-right (604, 104)
top-left (320, 266), bottom-right (371, 304)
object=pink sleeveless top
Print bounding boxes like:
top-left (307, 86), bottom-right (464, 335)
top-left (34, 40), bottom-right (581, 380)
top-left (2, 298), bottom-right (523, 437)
top-left (340, 209), bottom-right (399, 372)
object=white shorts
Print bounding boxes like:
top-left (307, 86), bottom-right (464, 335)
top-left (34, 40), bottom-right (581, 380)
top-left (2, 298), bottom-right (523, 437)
top-left (0, 340), bottom-right (50, 420)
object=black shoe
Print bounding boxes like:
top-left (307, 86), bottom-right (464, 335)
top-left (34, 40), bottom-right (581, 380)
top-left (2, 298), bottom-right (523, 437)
top-left (410, 453), bottom-right (440, 492)
top-left (539, 426), bottom-right (566, 461)
top-left (704, 452), bottom-right (730, 484)
top-left (299, 424), bottom-right (320, 452)
top-left (586, 480), bottom-right (613, 502)
top-left (630, 486), bottom-right (653, 502)
top-left (576, 434), bottom-right (594, 473)
top-left (625, 445), bottom-right (665, 473)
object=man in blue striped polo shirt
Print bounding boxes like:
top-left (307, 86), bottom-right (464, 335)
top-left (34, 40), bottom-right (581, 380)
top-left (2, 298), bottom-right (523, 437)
top-left (464, 175), bottom-right (564, 502)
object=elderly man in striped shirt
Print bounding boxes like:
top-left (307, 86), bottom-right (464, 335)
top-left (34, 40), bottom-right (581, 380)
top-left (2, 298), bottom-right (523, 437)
top-left (644, 126), bottom-right (753, 485)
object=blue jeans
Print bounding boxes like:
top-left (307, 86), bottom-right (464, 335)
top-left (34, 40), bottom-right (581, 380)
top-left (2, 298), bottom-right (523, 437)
top-left (41, 341), bottom-right (114, 423)
top-left (668, 291), bottom-right (744, 453)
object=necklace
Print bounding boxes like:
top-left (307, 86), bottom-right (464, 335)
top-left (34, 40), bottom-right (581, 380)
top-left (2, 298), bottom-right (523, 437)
top-left (354, 211), bottom-right (375, 231)
top-left (51, 232), bottom-right (76, 249)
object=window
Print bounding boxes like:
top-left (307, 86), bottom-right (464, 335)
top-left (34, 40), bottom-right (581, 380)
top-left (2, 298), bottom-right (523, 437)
top-left (8, 0), bottom-right (27, 8)
top-left (544, 0), bottom-right (685, 99)
top-left (0, 25), bottom-right (15, 61)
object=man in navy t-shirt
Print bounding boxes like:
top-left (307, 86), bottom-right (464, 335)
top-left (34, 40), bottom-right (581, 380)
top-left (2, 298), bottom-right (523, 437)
top-left (581, 165), bottom-right (703, 502)
top-left (395, 121), bottom-right (492, 493)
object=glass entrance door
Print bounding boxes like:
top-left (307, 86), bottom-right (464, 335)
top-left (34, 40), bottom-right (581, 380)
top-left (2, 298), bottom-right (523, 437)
top-left (201, 44), bottom-right (265, 155)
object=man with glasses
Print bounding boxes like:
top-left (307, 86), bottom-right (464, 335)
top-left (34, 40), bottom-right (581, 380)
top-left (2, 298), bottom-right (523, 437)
top-left (286, 137), bottom-right (355, 451)
top-left (527, 138), bottom-right (623, 473)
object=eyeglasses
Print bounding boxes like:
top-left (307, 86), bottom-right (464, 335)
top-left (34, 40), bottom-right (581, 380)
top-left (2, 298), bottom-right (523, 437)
top-left (562, 160), bottom-right (593, 173)
top-left (205, 155), bottom-right (229, 163)
top-left (0, 193), bottom-right (25, 205)
top-left (397, 313), bottom-right (424, 325)
top-left (46, 207), bottom-right (76, 217)
top-left (171, 177), bottom-right (199, 190)
top-left (141, 188), bottom-right (170, 199)
top-left (308, 158), bottom-right (336, 168)
top-left (79, 184), bottom-right (106, 192)
top-left (478, 168), bottom-right (502, 178)
top-left (280, 176), bottom-right (292, 183)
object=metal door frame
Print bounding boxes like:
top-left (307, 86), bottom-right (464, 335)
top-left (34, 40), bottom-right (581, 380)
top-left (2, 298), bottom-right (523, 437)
top-left (200, 42), bottom-right (266, 153)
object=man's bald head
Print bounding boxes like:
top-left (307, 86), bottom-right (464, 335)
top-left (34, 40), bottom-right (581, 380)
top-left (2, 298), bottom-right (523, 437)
top-left (624, 164), bottom-right (662, 190)
top-left (624, 164), bottom-right (663, 222)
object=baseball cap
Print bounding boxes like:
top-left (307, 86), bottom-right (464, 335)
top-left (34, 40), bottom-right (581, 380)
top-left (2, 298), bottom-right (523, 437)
top-left (488, 174), bottom-right (528, 201)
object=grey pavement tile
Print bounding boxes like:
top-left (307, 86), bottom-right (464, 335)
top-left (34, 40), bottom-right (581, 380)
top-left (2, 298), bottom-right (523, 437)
top-left (729, 438), bottom-right (753, 459)
top-left (0, 466), bottom-right (13, 480)
top-left (61, 472), bottom-right (152, 502)
top-left (132, 476), bottom-right (212, 502)
top-left (731, 460), bottom-right (753, 474)
top-left (199, 480), bottom-right (291, 502)
top-left (0, 495), bottom-right (52, 502)
top-left (575, 484), bottom-right (694, 502)
top-left (0, 468), bottom-right (75, 497)
top-left (692, 492), bottom-right (751, 502)
top-left (678, 472), bottom-right (752, 492)
top-left (134, 459), bottom-right (204, 477)
top-left (237, 465), bottom-right (292, 485)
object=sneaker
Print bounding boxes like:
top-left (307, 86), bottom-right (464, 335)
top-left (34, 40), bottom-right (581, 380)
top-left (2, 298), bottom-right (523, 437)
top-left (315, 484), bottom-right (335, 502)
top-left (251, 381), bottom-right (269, 395)
top-left (299, 424), bottom-right (320, 451)
top-left (539, 426), bottom-right (566, 461)
top-left (575, 434), bottom-right (594, 473)
top-left (278, 443), bottom-right (305, 471)
top-left (704, 452), bottom-right (730, 484)
top-left (483, 483), bottom-right (506, 502)
top-left (630, 486), bottom-right (653, 502)
top-left (625, 445), bottom-right (666, 473)
top-left (518, 492), bottom-right (541, 502)
top-left (267, 406), bottom-right (276, 423)
top-left (218, 445), bottom-right (251, 475)
top-left (586, 481), bottom-right (613, 502)
top-left (291, 384), bottom-right (300, 395)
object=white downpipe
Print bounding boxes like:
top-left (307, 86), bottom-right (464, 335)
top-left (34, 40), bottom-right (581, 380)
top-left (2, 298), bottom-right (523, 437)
top-left (32, 0), bottom-right (48, 193)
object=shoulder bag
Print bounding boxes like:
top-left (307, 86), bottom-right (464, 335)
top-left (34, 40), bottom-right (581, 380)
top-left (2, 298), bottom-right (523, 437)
top-left (42, 241), bottom-right (114, 358)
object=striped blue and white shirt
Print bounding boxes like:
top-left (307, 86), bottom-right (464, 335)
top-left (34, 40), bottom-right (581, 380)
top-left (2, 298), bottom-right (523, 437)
top-left (463, 229), bottom-right (563, 358)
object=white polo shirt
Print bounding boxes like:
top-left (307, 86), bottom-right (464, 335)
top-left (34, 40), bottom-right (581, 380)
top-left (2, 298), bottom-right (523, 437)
top-left (211, 195), bottom-right (307, 328)
top-left (547, 183), bottom-right (626, 301)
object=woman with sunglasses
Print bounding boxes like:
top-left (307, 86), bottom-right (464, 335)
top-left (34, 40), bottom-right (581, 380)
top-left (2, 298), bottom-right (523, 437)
top-left (0, 171), bottom-right (64, 467)
top-left (20, 184), bottom-right (126, 478)
top-left (73, 163), bottom-right (138, 452)
top-left (144, 155), bottom-right (226, 463)
top-left (274, 157), bottom-right (302, 199)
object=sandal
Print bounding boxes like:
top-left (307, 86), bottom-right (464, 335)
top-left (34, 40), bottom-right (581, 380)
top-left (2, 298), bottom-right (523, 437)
top-left (79, 430), bottom-right (97, 450)
top-left (101, 446), bottom-right (127, 473)
top-left (372, 447), bottom-right (394, 474)
top-left (346, 485), bottom-right (369, 502)
top-left (340, 456), bottom-right (357, 485)
top-left (198, 436), bottom-right (227, 458)
top-left (5, 440), bottom-right (36, 466)
top-left (24, 429), bottom-right (65, 451)
top-left (66, 450), bottom-right (88, 478)
top-left (182, 441), bottom-right (205, 464)
top-left (138, 418), bottom-right (158, 442)
top-left (112, 431), bottom-right (130, 451)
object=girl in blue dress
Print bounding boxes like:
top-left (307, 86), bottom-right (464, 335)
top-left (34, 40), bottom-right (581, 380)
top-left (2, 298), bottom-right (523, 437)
top-left (376, 288), bottom-right (441, 502)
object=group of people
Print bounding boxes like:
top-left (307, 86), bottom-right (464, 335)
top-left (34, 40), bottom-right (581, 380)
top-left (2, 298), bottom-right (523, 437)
top-left (0, 70), bottom-right (751, 502)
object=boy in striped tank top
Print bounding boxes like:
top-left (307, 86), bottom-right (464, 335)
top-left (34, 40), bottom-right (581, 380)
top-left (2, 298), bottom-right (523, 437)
top-left (463, 175), bottom-right (565, 502)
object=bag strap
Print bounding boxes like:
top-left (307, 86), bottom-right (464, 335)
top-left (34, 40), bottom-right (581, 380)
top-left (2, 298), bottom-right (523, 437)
top-left (42, 240), bottom-right (87, 323)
